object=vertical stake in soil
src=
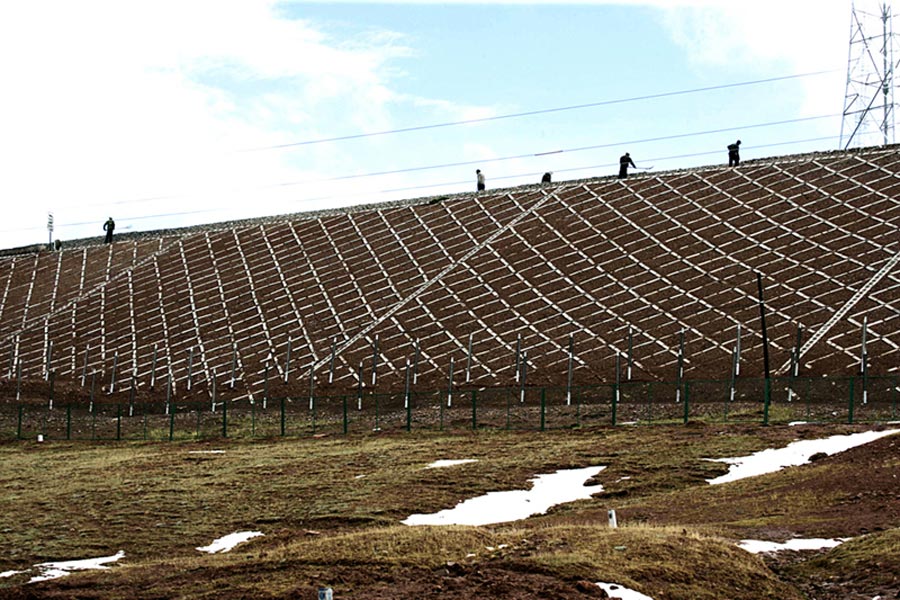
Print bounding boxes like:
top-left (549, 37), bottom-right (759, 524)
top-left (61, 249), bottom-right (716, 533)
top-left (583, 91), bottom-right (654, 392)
top-left (757, 272), bottom-right (772, 425)
top-left (81, 344), bottom-right (90, 387)
top-left (566, 333), bottom-right (574, 406)
top-left (860, 317), bottom-right (868, 405)
top-left (230, 347), bottom-right (237, 389)
top-left (15, 360), bottom-right (21, 401)
top-left (129, 376), bottom-right (136, 417)
top-left (519, 350), bottom-right (528, 403)
top-left (412, 337), bottom-right (420, 385)
top-left (514, 334), bottom-right (522, 383)
top-left (308, 362), bottom-right (315, 410)
top-left (404, 359), bottom-right (411, 410)
top-left (45, 340), bottom-right (53, 381)
top-left (89, 371), bottom-right (96, 412)
top-left (357, 361), bottom-right (364, 411)
top-left (149, 344), bottom-right (158, 391)
top-left (186, 347), bottom-right (194, 392)
top-left (627, 326), bottom-right (634, 381)
top-left (446, 357), bottom-right (454, 408)
top-left (263, 361), bottom-right (269, 410)
top-left (465, 332), bottom-right (474, 383)
top-left (734, 324), bottom-right (742, 376)
top-left (329, 337), bottom-right (337, 384)
top-left (211, 371), bottom-right (217, 413)
top-left (165, 372), bottom-right (172, 416)
top-left (284, 338), bottom-right (292, 384)
top-left (110, 351), bottom-right (118, 394)
top-left (48, 370), bottom-right (55, 410)
top-left (371, 335), bottom-right (379, 386)
top-left (675, 329), bottom-right (685, 403)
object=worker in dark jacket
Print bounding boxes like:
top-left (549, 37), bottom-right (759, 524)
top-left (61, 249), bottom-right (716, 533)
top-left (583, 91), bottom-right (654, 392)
top-left (103, 217), bottom-right (115, 244)
top-left (728, 140), bottom-right (741, 167)
top-left (476, 169), bottom-right (485, 191)
top-left (541, 172), bottom-right (552, 185)
top-left (618, 153), bottom-right (636, 179)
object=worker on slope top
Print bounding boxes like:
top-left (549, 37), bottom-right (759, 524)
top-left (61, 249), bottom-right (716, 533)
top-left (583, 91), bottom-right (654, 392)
top-left (728, 140), bottom-right (741, 167)
top-left (541, 172), bottom-right (552, 185)
top-left (618, 152), bottom-right (636, 179)
top-left (103, 217), bottom-right (115, 244)
top-left (476, 169), bottom-right (485, 191)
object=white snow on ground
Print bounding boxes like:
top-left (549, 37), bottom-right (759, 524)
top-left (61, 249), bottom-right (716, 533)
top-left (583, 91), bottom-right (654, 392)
top-left (739, 538), bottom-right (847, 554)
top-left (28, 551), bottom-right (125, 583)
top-left (425, 459), bottom-right (478, 469)
top-left (1, 570), bottom-right (24, 578)
top-left (707, 429), bottom-right (900, 485)
top-left (402, 466), bottom-right (604, 526)
top-left (197, 531), bottom-right (264, 553)
top-left (596, 581), bottom-right (655, 599)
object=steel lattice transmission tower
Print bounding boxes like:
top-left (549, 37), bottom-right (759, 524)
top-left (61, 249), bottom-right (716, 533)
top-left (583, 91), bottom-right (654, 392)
top-left (841, 0), bottom-right (900, 148)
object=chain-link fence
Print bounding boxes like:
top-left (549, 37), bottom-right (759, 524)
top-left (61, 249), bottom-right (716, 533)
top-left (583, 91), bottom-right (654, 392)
top-left (1, 375), bottom-right (897, 441)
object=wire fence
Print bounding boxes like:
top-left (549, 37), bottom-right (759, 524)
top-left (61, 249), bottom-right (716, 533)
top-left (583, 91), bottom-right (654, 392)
top-left (1, 375), bottom-right (897, 442)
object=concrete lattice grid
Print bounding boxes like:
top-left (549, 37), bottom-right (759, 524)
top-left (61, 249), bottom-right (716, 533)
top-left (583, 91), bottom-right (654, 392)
top-left (0, 145), bottom-right (898, 400)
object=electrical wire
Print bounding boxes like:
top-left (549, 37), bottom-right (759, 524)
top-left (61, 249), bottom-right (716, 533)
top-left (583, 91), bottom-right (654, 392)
top-left (17, 134), bottom-right (840, 235)
top-left (242, 69), bottom-right (839, 151)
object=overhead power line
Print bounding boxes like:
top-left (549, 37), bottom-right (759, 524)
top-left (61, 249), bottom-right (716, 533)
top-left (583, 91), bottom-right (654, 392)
top-left (17, 134), bottom-right (839, 235)
top-left (244, 69), bottom-right (839, 151)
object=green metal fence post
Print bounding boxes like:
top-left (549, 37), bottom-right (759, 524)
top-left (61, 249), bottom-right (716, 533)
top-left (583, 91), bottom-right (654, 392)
top-left (471, 390), bottom-right (477, 431)
top-left (683, 381), bottom-right (691, 425)
top-left (16, 405), bottom-right (23, 440)
top-left (280, 396), bottom-right (285, 437)
top-left (406, 392), bottom-right (412, 433)
top-left (848, 377), bottom-right (856, 424)
top-left (763, 378), bottom-right (771, 426)
top-left (540, 387), bottom-right (546, 431)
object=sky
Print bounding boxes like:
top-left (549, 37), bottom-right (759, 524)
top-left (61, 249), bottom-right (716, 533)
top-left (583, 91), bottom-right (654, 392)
top-left (0, 0), bottom-right (869, 249)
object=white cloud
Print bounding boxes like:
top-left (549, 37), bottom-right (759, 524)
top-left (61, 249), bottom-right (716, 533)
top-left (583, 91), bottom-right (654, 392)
top-left (0, 1), bottom-right (419, 247)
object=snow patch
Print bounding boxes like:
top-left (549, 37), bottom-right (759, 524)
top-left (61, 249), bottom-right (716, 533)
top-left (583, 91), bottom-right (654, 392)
top-left (1, 570), bottom-right (24, 578)
top-left (425, 459), bottom-right (478, 469)
top-left (596, 581), bottom-right (655, 599)
top-left (29, 551), bottom-right (125, 583)
top-left (707, 430), bottom-right (900, 485)
top-left (403, 466), bottom-right (604, 526)
top-left (739, 538), bottom-right (847, 554)
top-left (197, 531), bottom-right (264, 554)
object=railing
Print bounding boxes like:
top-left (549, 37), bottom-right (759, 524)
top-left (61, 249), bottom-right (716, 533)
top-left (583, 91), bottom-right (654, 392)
top-left (1, 375), bottom-right (897, 442)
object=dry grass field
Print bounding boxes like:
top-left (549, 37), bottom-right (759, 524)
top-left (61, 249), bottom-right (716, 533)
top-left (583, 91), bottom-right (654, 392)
top-left (1, 422), bottom-right (898, 599)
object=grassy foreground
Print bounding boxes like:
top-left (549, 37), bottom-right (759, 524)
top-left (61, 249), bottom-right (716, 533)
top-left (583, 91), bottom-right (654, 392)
top-left (0, 423), bottom-right (897, 598)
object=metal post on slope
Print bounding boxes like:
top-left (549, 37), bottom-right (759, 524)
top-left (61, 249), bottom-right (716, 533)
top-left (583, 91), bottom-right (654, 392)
top-left (734, 324), bottom-right (742, 376)
top-left (230, 347), bottom-right (237, 390)
top-left (860, 317), bottom-right (869, 405)
top-left (757, 272), bottom-right (772, 425)
top-left (412, 337), bottom-right (420, 385)
top-left (371, 335), bottom-right (379, 386)
top-left (447, 357), bottom-right (455, 408)
top-left (284, 338), bottom-right (292, 384)
top-left (81, 344), bottom-right (90, 387)
top-left (186, 347), bottom-right (194, 392)
top-left (45, 340), bottom-right (53, 381)
top-left (675, 329), bottom-right (685, 403)
top-left (513, 334), bottom-right (522, 384)
top-left (357, 361), bottom-right (364, 411)
top-left (149, 344), bottom-right (158, 391)
top-left (110, 351), bottom-right (118, 395)
top-left (519, 350), bottom-right (528, 404)
top-left (329, 337), bottom-right (337, 384)
top-left (308, 362), bottom-right (315, 411)
top-left (566, 333), bottom-right (574, 406)
top-left (627, 326), bottom-right (634, 381)
top-left (465, 332), bottom-right (474, 383)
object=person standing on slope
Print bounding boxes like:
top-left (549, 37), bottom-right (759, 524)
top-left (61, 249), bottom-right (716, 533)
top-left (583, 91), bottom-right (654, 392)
top-left (476, 169), bottom-right (485, 191)
top-left (618, 153), bottom-right (636, 179)
top-left (728, 140), bottom-right (741, 167)
top-left (103, 217), bottom-right (115, 244)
